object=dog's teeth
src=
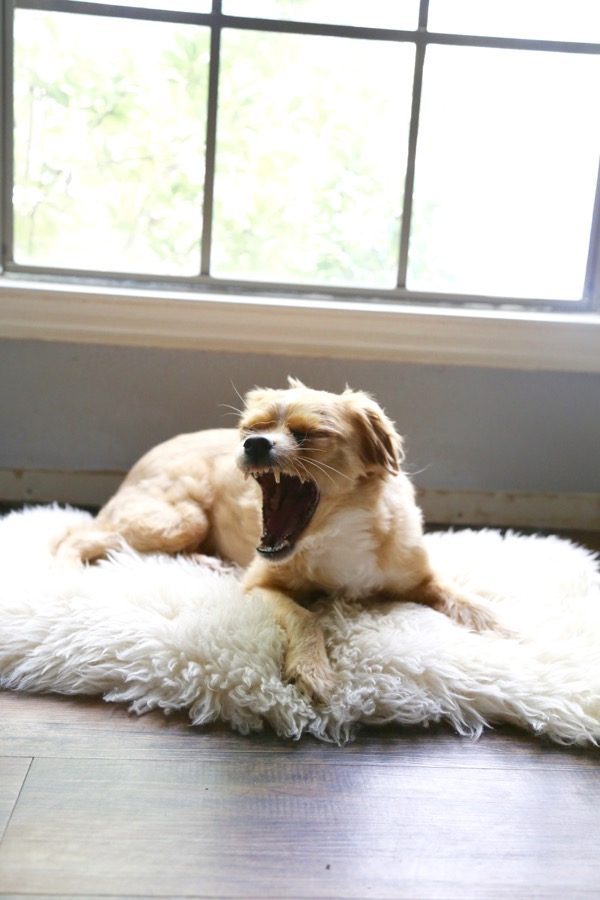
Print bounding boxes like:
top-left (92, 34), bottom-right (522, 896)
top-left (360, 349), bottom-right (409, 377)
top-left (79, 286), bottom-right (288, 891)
top-left (274, 468), bottom-right (281, 485)
top-left (272, 539), bottom-right (290, 552)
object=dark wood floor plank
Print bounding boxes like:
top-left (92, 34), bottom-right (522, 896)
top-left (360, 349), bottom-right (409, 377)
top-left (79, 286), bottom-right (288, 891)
top-left (0, 757), bottom-right (31, 842)
top-left (0, 755), bottom-right (598, 898)
top-left (1, 690), bottom-right (598, 771)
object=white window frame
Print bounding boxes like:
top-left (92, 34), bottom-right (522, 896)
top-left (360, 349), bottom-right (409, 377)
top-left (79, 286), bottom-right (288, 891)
top-left (1, 0), bottom-right (599, 372)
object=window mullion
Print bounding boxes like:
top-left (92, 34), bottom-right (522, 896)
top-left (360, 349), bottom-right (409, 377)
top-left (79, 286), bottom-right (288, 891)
top-left (584, 158), bottom-right (600, 311)
top-left (200, 0), bottom-right (222, 276)
top-left (396, 0), bottom-right (428, 289)
top-left (0, 0), bottom-right (15, 272)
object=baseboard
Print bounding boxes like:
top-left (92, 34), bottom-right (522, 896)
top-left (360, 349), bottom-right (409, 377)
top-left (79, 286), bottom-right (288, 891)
top-left (419, 488), bottom-right (600, 532)
top-left (1, 468), bottom-right (598, 532)
top-left (0, 469), bottom-right (123, 509)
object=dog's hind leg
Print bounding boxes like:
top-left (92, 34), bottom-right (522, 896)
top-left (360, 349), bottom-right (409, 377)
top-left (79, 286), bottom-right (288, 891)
top-left (55, 493), bottom-right (211, 565)
top-left (54, 526), bottom-right (126, 565)
top-left (403, 575), bottom-right (505, 634)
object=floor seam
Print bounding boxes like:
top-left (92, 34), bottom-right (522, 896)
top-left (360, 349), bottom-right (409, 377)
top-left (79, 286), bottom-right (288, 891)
top-left (0, 755), bottom-right (33, 847)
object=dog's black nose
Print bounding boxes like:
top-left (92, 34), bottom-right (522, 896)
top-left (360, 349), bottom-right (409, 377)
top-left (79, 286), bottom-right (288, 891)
top-left (243, 435), bottom-right (273, 464)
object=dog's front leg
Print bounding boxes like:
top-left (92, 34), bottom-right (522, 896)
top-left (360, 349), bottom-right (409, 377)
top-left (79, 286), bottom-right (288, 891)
top-left (244, 582), bottom-right (333, 702)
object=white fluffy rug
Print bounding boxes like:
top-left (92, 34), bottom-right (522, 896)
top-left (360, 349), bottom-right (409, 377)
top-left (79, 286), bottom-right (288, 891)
top-left (1, 505), bottom-right (599, 746)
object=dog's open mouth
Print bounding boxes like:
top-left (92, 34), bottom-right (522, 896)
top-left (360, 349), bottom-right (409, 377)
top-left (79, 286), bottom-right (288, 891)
top-left (252, 471), bottom-right (320, 560)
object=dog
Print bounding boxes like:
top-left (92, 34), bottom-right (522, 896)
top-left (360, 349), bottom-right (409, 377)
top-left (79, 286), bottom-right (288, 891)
top-left (56, 379), bottom-right (499, 699)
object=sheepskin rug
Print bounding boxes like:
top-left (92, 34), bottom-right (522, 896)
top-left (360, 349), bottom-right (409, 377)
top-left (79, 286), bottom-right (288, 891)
top-left (1, 505), bottom-right (599, 746)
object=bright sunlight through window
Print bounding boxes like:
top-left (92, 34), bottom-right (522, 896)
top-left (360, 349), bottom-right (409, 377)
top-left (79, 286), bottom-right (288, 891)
top-left (2, 0), bottom-right (599, 308)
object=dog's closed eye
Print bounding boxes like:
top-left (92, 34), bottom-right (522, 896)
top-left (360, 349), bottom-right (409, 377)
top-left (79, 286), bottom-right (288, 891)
top-left (290, 429), bottom-right (309, 444)
top-left (289, 428), bottom-right (333, 444)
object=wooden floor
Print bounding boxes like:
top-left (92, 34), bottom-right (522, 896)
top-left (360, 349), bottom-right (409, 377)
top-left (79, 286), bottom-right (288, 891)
top-left (1, 527), bottom-right (599, 898)
top-left (1, 689), bottom-right (600, 897)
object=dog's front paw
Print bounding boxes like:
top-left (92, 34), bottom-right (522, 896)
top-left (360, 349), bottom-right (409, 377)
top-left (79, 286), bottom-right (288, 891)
top-left (284, 652), bottom-right (334, 704)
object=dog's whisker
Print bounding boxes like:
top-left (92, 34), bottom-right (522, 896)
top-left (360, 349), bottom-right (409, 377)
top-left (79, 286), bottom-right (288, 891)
top-left (305, 459), bottom-right (335, 482)
top-left (293, 457), bottom-right (324, 485)
top-left (404, 463), bottom-right (432, 477)
top-left (219, 403), bottom-right (244, 416)
top-left (296, 459), bottom-right (335, 484)
top-left (290, 454), bottom-right (329, 485)
top-left (289, 456), bottom-right (309, 478)
top-left (230, 380), bottom-right (245, 407)
top-left (302, 456), bottom-right (354, 483)
top-left (290, 459), bottom-right (310, 483)
top-left (301, 457), bottom-right (343, 485)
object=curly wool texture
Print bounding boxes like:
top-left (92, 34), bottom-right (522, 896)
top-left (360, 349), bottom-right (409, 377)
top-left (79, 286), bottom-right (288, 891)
top-left (0, 506), bottom-right (599, 745)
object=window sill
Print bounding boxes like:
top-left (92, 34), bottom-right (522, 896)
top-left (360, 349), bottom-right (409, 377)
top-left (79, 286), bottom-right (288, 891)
top-left (0, 279), bottom-right (599, 373)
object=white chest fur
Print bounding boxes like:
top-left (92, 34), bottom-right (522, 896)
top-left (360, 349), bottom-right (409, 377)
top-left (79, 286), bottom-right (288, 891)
top-left (300, 507), bottom-right (386, 599)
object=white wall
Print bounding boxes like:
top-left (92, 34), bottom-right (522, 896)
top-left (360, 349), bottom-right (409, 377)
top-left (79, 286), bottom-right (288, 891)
top-left (1, 338), bottom-right (599, 498)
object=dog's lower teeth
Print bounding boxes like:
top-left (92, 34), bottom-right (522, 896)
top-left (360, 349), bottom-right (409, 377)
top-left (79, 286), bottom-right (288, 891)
top-left (260, 538), bottom-right (291, 554)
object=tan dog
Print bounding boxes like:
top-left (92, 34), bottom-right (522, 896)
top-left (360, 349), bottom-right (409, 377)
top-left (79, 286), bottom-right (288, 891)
top-left (56, 380), bottom-right (498, 699)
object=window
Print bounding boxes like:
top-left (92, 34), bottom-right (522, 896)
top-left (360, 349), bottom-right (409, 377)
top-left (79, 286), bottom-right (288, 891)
top-left (1, 0), bottom-right (599, 311)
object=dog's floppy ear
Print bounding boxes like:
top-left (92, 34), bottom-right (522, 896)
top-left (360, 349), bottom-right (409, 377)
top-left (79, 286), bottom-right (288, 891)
top-left (287, 375), bottom-right (306, 389)
top-left (346, 392), bottom-right (404, 475)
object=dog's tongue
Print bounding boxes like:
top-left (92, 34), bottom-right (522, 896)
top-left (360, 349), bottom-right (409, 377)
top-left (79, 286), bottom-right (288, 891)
top-left (256, 472), bottom-right (319, 556)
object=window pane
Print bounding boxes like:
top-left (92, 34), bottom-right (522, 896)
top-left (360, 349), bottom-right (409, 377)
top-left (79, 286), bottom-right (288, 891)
top-left (213, 30), bottom-right (414, 287)
top-left (428, 0), bottom-right (600, 44)
top-left (13, 10), bottom-right (209, 275)
top-left (224, 0), bottom-right (418, 30)
top-left (408, 47), bottom-right (600, 299)
top-left (67, 1), bottom-right (212, 10)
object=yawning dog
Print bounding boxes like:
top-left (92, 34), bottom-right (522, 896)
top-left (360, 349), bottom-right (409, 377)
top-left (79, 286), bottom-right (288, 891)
top-left (56, 379), bottom-right (498, 699)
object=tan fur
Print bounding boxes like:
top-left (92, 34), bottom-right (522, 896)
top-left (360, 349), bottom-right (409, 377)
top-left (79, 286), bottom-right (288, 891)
top-left (56, 380), bottom-right (500, 701)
